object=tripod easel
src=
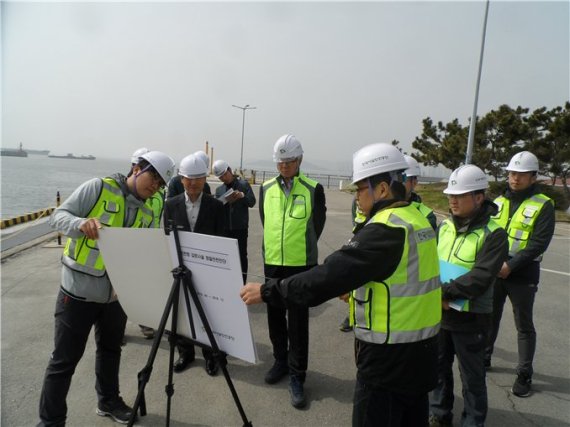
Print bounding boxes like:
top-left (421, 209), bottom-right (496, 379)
top-left (128, 221), bottom-right (252, 426)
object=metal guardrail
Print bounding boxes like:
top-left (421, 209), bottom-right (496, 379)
top-left (243, 170), bottom-right (352, 189)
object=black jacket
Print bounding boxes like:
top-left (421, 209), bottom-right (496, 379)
top-left (163, 192), bottom-right (224, 237)
top-left (439, 200), bottom-right (508, 332)
top-left (214, 176), bottom-right (256, 231)
top-left (261, 199), bottom-right (438, 395)
top-left (500, 184), bottom-right (555, 284)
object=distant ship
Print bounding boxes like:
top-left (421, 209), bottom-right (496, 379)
top-left (48, 153), bottom-right (96, 160)
top-left (26, 149), bottom-right (50, 155)
top-left (1, 143), bottom-right (28, 158)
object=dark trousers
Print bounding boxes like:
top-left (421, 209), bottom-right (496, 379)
top-left (430, 329), bottom-right (487, 427)
top-left (39, 290), bottom-right (127, 426)
top-left (265, 265), bottom-right (312, 379)
top-left (226, 229), bottom-right (248, 284)
top-left (177, 338), bottom-right (213, 362)
top-left (486, 278), bottom-right (537, 377)
top-left (353, 379), bottom-right (429, 427)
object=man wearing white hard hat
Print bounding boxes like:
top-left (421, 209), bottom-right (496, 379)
top-left (39, 151), bottom-right (175, 426)
top-left (213, 159), bottom-right (256, 283)
top-left (255, 134), bottom-right (327, 409)
top-left (404, 155), bottom-right (437, 230)
top-left (167, 150), bottom-right (211, 198)
top-left (242, 142), bottom-right (441, 426)
top-left (485, 151), bottom-right (555, 398)
top-left (163, 153), bottom-right (225, 376)
top-left (429, 165), bottom-right (508, 427)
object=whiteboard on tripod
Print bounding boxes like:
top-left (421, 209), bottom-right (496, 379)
top-left (98, 227), bottom-right (257, 364)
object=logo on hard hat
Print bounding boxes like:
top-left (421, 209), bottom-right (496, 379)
top-left (280, 149), bottom-right (287, 154)
top-left (515, 161), bottom-right (520, 165)
top-left (167, 170), bottom-right (172, 178)
top-left (451, 180), bottom-right (457, 186)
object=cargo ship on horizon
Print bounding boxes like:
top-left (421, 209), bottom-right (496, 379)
top-left (48, 153), bottom-right (96, 160)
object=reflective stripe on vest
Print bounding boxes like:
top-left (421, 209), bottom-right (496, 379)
top-left (493, 194), bottom-right (552, 259)
top-left (350, 205), bottom-right (441, 344)
top-left (63, 178), bottom-right (154, 276)
top-left (262, 172), bottom-right (318, 266)
top-left (437, 218), bottom-right (501, 313)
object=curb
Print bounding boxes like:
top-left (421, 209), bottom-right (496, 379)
top-left (0, 232), bottom-right (59, 261)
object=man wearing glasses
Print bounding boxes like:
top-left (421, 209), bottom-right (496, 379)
top-left (257, 134), bottom-right (326, 409)
top-left (429, 165), bottom-right (508, 427)
top-left (38, 151), bottom-right (175, 426)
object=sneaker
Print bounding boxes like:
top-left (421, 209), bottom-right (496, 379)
top-left (288, 375), bottom-right (307, 409)
top-left (428, 414), bottom-right (452, 427)
top-left (264, 359), bottom-right (288, 384)
top-left (339, 316), bottom-right (352, 332)
top-left (511, 373), bottom-right (532, 397)
top-left (139, 325), bottom-right (155, 339)
top-left (96, 397), bottom-right (136, 424)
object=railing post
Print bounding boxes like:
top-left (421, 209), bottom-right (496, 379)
top-left (56, 191), bottom-right (62, 246)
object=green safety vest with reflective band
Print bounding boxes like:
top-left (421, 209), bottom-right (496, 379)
top-left (63, 178), bottom-right (154, 276)
top-left (146, 188), bottom-right (165, 228)
top-left (493, 194), bottom-right (553, 259)
top-left (349, 205), bottom-right (441, 344)
top-left (262, 172), bottom-right (318, 266)
top-left (352, 209), bottom-right (367, 233)
top-left (411, 200), bottom-right (434, 220)
top-left (437, 218), bottom-right (501, 313)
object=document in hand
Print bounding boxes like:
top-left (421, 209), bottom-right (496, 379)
top-left (217, 188), bottom-right (235, 204)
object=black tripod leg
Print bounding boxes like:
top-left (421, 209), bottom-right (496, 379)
top-left (128, 276), bottom-right (181, 427)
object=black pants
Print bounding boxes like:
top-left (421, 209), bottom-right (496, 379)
top-left (430, 329), bottom-right (487, 427)
top-left (353, 380), bottom-right (429, 427)
top-left (177, 338), bottom-right (213, 362)
top-left (39, 290), bottom-right (127, 426)
top-left (486, 278), bottom-right (537, 377)
top-left (265, 265), bottom-right (312, 379)
top-left (226, 229), bottom-right (249, 284)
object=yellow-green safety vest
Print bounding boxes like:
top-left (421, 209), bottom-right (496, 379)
top-left (262, 172), bottom-right (319, 266)
top-left (411, 200), bottom-right (434, 220)
top-left (493, 194), bottom-right (553, 258)
top-left (349, 204), bottom-right (441, 344)
top-left (146, 188), bottom-right (165, 228)
top-left (63, 178), bottom-right (154, 276)
top-left (438, 218), bottom-right (501, 313)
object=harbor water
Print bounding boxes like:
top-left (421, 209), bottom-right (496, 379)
top-left (1, 155), bottom-right (126, 219)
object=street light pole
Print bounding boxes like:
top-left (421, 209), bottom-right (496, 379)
top-left (232, 104), bottom-right (256, 172)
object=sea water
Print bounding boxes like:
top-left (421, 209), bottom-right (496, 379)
top-left (1, 155), bottom-right (127, 219)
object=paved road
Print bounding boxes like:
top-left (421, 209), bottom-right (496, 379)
top-left (1, 189), bottom-right (569, 426)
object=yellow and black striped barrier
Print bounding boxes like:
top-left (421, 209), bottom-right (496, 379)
top-left (1, 208), bottom-right (56, 230)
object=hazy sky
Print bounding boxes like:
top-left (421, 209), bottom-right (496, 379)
top-left (2, 1), bottom-right (568, 174)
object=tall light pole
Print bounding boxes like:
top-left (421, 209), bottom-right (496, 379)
top-left (465, 0), bottom-right (490, 165)
top-left (232, 104), bottom-right (256, 172)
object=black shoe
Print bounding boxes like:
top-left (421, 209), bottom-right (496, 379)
top-left (173, 353), bottom-right (195, 373)
top-left (205, 358), bottom-right (219, 376)
top-left (512, 373), bottom-right (532, 397)
top-left (339, 316), bottom-right (352, 332)
top-left (264, 359), bottom-right (288, 384)
top-left (288, 375), bottom-right (306, 409)
top-left (96, 397), bottom-right (136, 424)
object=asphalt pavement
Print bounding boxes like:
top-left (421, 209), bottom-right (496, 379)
top-left (1, 188), bottom-right (569, 426)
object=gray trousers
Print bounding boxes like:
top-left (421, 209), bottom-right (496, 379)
top-left (430, 329), bottom-right (487, 427)
top-left (486, 278), bottom-right (537, 377)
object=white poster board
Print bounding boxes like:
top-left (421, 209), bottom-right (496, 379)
top-left (98, 227), bottom-right (257, 364)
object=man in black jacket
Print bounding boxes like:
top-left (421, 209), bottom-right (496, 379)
top-left (213, 159), bottom-right (256, 283)
top-left (429, 165), bottom-right (508, 427)
top-left (163, 153), bottom-right (225, 376)
top-left (242, 143), bottom-right (441, 426)
top-left (485, 151), bottom-right (555, 398)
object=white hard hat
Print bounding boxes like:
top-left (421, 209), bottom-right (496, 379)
top-left (194, 151), bottom-right (210, 168)
top-left (351, 143), bottom-right (408, 184)
top-left (444, 164), bottom-right (488, 195)
top-left (140, 151), bottom-right (176, 184)
top-left (273, 134), bottom-right (304, 162)
top-left (179, 153), bottom-right (208, 178)
top-left (404, 155), bottom-right (421, 177)
top-left (506, 151), bottom-right (539, 172)
top-left (213, 159), bottom-right (230, 177)
top-left (131, 147), bottom-right (149, 164)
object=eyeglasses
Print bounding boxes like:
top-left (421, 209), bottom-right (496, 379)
top-left (355, 186), bottom-right (368, 194)
top-left (278, 159), bottom-right (298, 166)
top-left (148, 169), bottom-right (166, 188)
